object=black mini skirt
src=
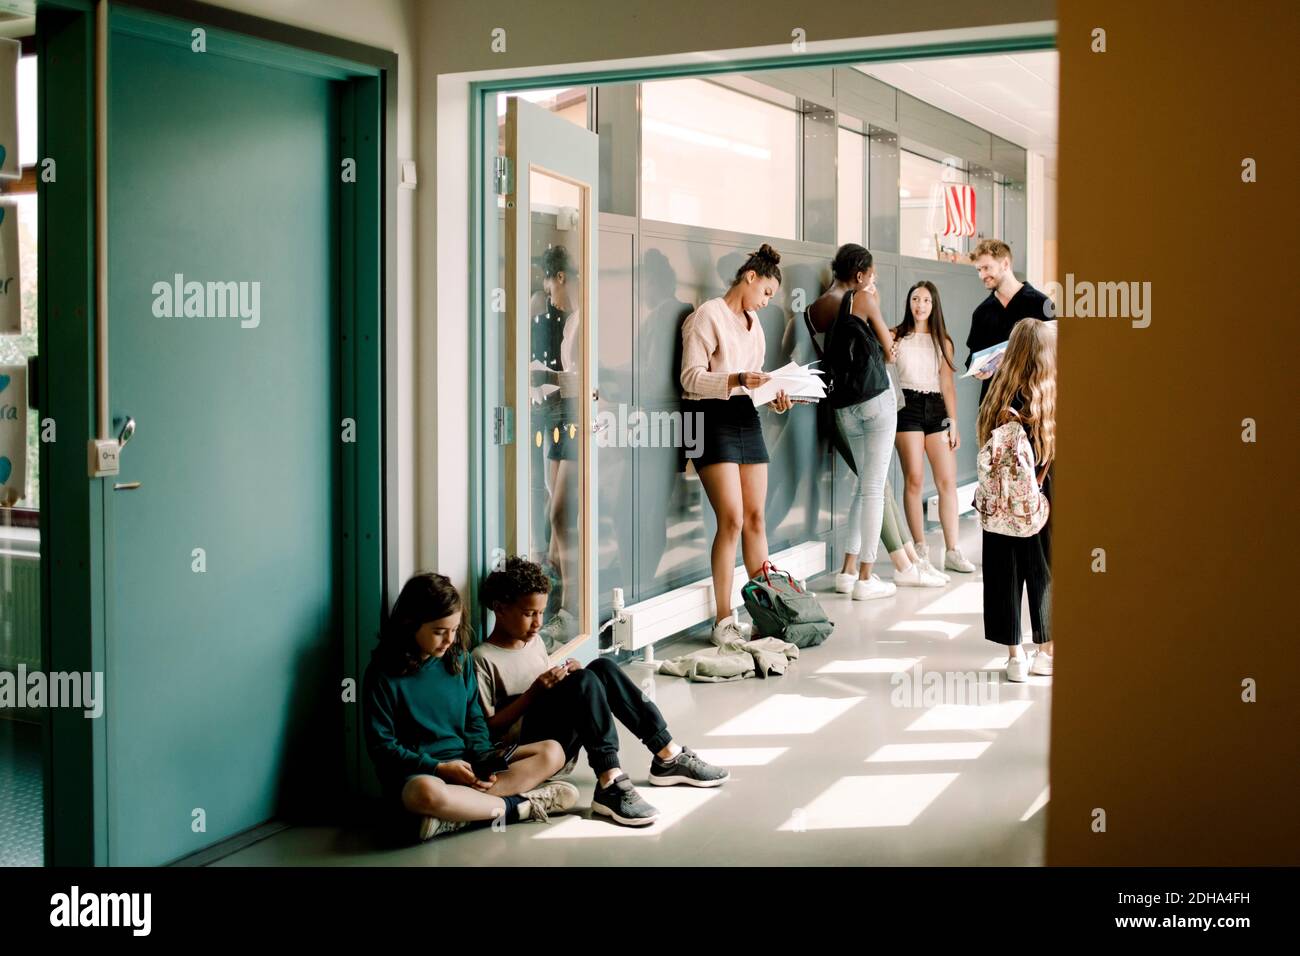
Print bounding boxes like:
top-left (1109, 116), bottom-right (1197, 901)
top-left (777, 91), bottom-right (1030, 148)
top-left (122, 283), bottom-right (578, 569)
top-left (679, 395), bottom-right (769, 471)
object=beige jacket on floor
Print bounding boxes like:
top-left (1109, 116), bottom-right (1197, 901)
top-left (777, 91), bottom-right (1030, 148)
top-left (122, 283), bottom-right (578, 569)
top-left (657, 636), bottom-right (800, 683)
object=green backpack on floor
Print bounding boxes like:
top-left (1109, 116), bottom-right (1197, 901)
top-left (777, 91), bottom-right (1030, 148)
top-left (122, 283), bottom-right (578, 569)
top-left (741, 561), bottom-right (835, 648)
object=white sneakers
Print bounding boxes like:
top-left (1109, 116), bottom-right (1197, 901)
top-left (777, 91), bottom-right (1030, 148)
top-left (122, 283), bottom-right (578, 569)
top-left (852, 575), bottom-right (896, 601)
top-left (1006, 649), bottom-right (1053, 681)
top-left (711, 617), bottom-right (753, 646)
top-left (917, 555), bottom-right (950, 583)
top-left (834, 572), bottom-right (856, 594)
top-left (1005, 655), bottom-right (1029, 682)
top-left (944, 548), bottom-right (976, 573)
top-left (894, 561), bottom-right (947, 588)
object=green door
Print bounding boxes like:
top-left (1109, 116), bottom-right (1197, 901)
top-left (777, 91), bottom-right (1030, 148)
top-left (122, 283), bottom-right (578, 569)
top-left (105, 24), bottom-right (339, 865)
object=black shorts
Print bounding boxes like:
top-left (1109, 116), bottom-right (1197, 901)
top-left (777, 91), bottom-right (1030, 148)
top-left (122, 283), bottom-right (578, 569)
top-left (541, 399), bottom-right (579, 462)
top-left (680, 396), bottom-right (769, 471)
top-left (897, 389), bottom-right (950, 435)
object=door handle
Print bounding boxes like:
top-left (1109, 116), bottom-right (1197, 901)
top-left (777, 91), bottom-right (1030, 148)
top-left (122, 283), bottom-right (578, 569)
top-left (113, 481), bottom-right (142, 491)
top-left (117, 416), bottom-right (136, 448)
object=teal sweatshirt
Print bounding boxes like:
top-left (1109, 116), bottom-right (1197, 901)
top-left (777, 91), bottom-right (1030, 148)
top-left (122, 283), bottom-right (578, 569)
top-left (363, 650), bottom-right (495, 793)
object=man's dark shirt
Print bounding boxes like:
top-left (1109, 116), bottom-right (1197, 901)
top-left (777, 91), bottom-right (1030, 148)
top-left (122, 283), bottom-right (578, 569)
top-left (967, 281), bottom-right (1054, 402)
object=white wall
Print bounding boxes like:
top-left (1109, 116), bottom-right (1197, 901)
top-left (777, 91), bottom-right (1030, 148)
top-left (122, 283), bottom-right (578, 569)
top-left (205, 0), bottom-right (419, 598)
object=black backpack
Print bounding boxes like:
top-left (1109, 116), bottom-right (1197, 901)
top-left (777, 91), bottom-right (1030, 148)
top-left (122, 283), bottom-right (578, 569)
top-left (822, 289), bottom-right (888, 409)
top-left (803, 291), bottom-right (890, 473)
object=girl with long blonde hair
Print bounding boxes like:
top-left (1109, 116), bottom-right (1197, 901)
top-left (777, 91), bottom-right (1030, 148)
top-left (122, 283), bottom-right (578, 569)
top-left (977, 319), bottom-right (1057, 682)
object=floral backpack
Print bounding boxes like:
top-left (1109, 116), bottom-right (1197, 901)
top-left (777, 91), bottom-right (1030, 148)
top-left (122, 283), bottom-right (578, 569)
top-left (974, 420), bottom-right (1050, 537)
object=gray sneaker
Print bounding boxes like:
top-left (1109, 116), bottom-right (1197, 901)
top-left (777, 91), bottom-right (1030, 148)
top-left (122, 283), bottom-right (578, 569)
top-left (649, 746), bottom-right (730, 788)
top-left (591, 773), bottom-right (661, 826)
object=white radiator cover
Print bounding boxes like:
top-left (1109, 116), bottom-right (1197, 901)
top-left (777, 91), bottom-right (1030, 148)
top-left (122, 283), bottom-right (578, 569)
top-left (619, 540), bottom-right (827, 651)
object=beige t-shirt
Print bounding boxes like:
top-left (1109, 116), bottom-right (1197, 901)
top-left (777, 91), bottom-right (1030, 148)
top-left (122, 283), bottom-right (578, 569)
top-left (472, 638), bottom-right (551, 746)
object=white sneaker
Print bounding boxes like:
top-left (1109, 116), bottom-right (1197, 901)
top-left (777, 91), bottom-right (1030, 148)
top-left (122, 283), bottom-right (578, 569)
top-left (711, 619), bottom-right (749, 646)
top-left (834, 572), bottom-right (856, 594)
top-left (418, 816), bottom-right (470, 842)
top-left (945, 548), bottom-right (976, 573)
top-left (519, 779), bottom-right (581, 822)
top-left (917, 555), bottom-right (950, 583)
top-left (1030, 650), bottom-right (1054, 676)
top-left (893, 562), bottom-right (945, 588)
top-left (852, 575), bottom-right (896, 601)
top-left (1005, 655), bottom-right (1029, 682)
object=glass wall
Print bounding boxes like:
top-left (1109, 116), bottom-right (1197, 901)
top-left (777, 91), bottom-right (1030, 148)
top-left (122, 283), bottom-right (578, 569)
top-left (837, 126), bottom-right (867, 247)
top-left (899, 150), bottom-right (971, 262)
top-left (485, 59), bottom-right (1035, 632)
top-left (641, 78), bottom-right (798, 239)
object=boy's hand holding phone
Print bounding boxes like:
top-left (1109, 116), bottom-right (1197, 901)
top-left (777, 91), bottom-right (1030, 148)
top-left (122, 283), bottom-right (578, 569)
top-left (532, 663), bottom-right (571, 692)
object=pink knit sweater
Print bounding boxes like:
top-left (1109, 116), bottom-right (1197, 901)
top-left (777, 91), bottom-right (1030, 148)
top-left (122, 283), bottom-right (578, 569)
top-left (679, 297), bottom-right (766, 400)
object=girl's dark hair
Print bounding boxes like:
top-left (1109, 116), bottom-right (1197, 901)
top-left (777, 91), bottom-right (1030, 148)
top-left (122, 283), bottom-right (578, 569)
top-left (894, 280), bottom-right (957, 372)
top-left (542, 244), bottom-right (578, 280)
top-left (481, 555), bottom-right (551, 611)
top-left (374, 572), bottom-right (473, 676)
top-left (831, 243), bottom-right (873, 283)
top-left (731, 243), bottom-right (782, 287)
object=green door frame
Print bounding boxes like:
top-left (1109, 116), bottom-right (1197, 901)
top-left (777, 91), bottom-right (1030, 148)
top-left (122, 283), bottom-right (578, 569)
top-left (37, 0), bottom-right (396, 865)
top-left (466, 31), bottom-right (1057, 629)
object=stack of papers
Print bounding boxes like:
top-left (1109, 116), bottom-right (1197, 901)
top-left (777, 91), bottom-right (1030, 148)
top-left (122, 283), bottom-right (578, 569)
top-left (962, 343), bottom-right (1007, 379)
top-left (751, 361), bottom-right (827, 406)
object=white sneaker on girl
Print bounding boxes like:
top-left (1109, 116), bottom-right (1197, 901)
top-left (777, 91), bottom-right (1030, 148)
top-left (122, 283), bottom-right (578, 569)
top-left (1005, 655), bottom-right (1029, 682)
top-left (894, 563), bottom-right (945, 588)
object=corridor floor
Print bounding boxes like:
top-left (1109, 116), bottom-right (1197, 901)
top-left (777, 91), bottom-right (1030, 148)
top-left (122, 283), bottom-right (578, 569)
top-left (215, 515), bottom-right (1050, 866)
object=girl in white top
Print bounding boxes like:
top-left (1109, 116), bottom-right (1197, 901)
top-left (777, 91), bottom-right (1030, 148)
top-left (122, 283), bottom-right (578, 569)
top-left (891, 280), bottom-right (975, 573)
top-left (679, 244), bottom-right (792, 646)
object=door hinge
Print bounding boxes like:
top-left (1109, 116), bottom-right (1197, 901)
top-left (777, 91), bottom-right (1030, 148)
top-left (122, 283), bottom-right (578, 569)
top-left (493, 406), bottom-right (515, 446)
top-left (493, 156), bottom-right (513, 196)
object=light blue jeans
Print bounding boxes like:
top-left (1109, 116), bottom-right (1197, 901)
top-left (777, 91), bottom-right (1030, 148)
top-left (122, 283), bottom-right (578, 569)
top-left (836, 389), bottom-right (899, 564)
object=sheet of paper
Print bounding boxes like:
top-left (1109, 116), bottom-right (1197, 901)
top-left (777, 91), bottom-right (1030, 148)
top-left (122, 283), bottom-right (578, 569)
top-left (751, 360), bottom-right (827, 406)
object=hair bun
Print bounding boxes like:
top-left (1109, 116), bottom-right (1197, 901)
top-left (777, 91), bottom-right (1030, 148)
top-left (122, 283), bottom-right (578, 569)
top-left (755, 243), bottom-right (781, 266)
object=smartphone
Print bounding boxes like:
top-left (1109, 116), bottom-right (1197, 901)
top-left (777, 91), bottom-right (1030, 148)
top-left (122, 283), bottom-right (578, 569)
top-left (472, 743), bottom-right (518, 781)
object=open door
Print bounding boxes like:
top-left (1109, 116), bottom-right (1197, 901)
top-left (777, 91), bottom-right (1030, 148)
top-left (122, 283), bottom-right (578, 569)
top-left (485, 96), bottom-right (599, 661)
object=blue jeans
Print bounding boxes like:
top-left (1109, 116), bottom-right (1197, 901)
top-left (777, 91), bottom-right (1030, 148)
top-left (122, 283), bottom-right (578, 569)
top-left (836, 389), bottom-right (898, 563)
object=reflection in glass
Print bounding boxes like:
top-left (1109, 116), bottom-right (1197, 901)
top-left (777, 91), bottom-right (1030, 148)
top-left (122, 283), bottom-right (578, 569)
top-left (527, 171), bottom-right (585, 652)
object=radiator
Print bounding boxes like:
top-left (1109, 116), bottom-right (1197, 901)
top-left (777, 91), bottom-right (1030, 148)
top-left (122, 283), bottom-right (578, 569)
top-left (926, 480), bottom-right (978, 524)
top-left (0, 549), bottom-right (41, 670)
top-left (616, 540), bottom-right (827, 652)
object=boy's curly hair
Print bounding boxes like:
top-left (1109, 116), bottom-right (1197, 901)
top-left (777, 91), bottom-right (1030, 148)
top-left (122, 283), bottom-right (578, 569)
top-left (481, 555), bottom-right (551, 609)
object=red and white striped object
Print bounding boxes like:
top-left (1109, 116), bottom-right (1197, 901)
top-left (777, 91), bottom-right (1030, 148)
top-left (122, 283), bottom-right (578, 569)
top-left (943, 184), bottom-right (976, 237)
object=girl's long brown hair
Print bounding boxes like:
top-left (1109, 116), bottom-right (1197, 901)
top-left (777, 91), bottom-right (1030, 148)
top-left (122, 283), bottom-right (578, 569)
top-left (976, 319), bottom-right (1057, 468)
top-left (373, 572), bottom-right (475, 677)
top-left (893, 280), bottom-right (957, 371)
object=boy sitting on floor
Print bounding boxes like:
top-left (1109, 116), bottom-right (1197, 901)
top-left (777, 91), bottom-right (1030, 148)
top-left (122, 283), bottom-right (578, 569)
top-left (473, 557), bottom-right (730, 826)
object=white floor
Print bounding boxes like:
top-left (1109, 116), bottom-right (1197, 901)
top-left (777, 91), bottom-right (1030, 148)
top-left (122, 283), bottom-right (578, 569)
top-left (215, 514), bottom-right (1050, 866)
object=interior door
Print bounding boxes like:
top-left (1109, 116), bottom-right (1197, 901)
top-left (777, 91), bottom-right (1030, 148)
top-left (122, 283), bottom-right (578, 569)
top-left (489, 97), bottom-right (599, 660)
top-left (104, 22), bottom-right (340, 865)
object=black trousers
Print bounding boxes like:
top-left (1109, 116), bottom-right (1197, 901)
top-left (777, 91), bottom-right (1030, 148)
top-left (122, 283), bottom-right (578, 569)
top-left (520, 657), bottom-right (672, 775)
top-left (982, 525), bottom-right (1051, 646)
